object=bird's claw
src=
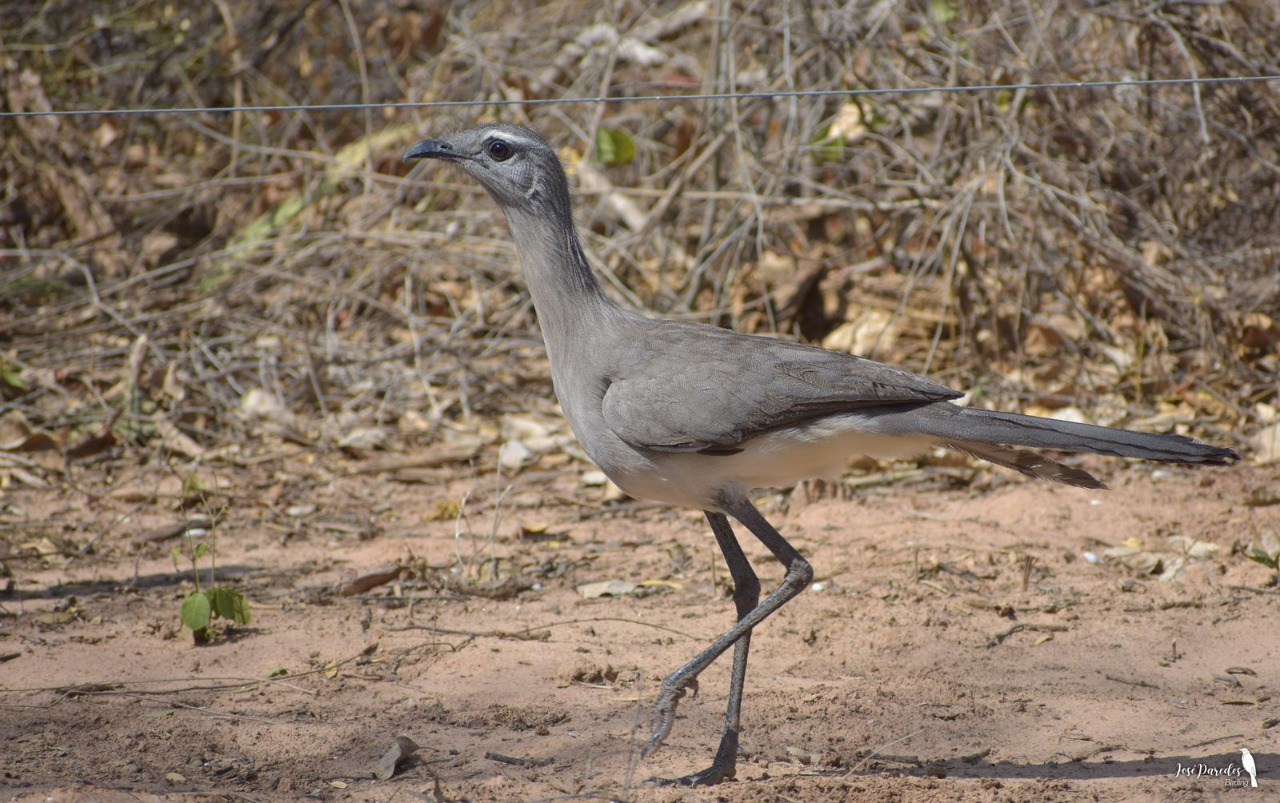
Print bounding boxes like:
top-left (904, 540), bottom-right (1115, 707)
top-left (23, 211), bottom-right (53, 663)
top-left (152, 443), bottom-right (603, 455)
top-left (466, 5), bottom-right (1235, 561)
top-left (646, 727), bottom-right (740, 786)
top-left (645, 763), bottom-right (734, 787)
top-left (641, 693), bottom-right (681, 757)
top-left (643, 676), bottom-right (697, 757)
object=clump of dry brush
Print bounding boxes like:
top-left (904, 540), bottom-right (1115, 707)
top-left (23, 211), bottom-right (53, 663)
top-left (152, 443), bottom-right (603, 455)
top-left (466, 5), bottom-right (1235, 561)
top-left (2, 0), bottom-right (1275, 474)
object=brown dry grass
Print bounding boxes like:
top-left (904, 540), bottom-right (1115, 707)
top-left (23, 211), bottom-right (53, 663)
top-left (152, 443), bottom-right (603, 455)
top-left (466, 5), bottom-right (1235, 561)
top-left (4, 0), bottom-right (1277, 467)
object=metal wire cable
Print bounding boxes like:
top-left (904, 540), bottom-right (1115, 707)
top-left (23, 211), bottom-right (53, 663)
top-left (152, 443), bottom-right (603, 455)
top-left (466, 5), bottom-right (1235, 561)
top-left (2, 74), bottom-right (1278, 120)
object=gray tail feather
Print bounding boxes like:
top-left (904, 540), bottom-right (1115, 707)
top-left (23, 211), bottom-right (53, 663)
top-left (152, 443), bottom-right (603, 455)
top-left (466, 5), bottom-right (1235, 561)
top-left (947, 408), bottom-right (1239, 465)
top-left (925, 407), bottom-right (1240, 489)
top-left (947, 441), bottom-right (1108, 489)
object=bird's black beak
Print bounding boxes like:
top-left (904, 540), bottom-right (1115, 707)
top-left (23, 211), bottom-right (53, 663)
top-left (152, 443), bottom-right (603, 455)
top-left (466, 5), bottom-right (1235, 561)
top-left (403, 138), bottom-right (457, 163)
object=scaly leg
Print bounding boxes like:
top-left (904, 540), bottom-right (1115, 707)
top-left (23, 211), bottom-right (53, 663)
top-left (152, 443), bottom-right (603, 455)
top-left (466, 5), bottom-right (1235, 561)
top-left (645, 496), bottom-right (812, 785)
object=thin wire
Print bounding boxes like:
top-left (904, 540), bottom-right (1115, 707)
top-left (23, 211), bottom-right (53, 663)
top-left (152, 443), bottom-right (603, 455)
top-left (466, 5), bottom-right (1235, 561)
top-left (3, 74), bottom-right (1278, 120)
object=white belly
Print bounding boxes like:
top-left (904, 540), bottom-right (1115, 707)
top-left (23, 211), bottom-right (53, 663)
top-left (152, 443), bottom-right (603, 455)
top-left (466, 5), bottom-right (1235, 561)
top-left (606, 413), bottom-right (938, 511)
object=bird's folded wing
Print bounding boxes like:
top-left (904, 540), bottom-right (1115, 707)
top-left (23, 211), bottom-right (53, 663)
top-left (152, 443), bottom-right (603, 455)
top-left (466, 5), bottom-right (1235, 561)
top-left (600, 323), bottom-right (961, 453)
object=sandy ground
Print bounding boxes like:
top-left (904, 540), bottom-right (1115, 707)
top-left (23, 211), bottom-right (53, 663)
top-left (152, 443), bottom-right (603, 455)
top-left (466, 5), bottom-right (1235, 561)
top-left (2, 453), bottom-right (1277, 802)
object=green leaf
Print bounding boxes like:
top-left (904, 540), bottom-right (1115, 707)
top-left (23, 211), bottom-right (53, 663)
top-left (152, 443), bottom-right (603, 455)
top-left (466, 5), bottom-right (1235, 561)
top-left (171, 545), bottom-right (183, 571)
top-left (191, 541), bottom-right (209, 562)
top-left (266, 666), bottom-right (289, 678)
top-left (595, 128), bottom-right (636, 167)
top-left (180, 591), bottom-right (212, 631)
top-left (210, 586), bottom-right (251, 624)
top-left (930, 0), bottom-right (957, 25)
top-left (207, 586), bottom-right (230, 619)
top-left (0, 362), bottom-right (25, 389)
top-left (811, 127), bottom-right (845, 164)
top-left (1246, 547), bottom-right (1278, 570)
top-left (181, 472), bottom-right (206, 498)
top-left (230, 592), bottom-right (251, 625)
top-left (208, 586), bottom-right (251, 625)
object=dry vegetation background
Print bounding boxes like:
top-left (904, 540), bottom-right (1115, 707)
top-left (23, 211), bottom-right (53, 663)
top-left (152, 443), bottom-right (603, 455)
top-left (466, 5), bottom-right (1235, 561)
top-left (4, 0), bottom-right (1278, 468)
top-left (2, 0), bottom-right (1280, 799)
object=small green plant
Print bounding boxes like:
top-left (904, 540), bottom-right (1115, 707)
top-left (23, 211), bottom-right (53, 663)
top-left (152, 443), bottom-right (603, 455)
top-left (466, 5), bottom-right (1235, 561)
top-left (172, 513), bottom-right (250, 644)
top-left (1244, 531), bottom-right (1280, 586)
top-left (0, 354), bottom-right (26, 392)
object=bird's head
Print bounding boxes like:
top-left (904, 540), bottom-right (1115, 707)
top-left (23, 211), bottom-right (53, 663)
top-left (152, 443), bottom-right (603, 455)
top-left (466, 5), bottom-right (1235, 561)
top-left (404, 124), bottom-right (571, 218)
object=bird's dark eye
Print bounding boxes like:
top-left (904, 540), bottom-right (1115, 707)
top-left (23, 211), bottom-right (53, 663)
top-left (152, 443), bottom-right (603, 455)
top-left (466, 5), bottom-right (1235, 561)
top-left (487, 140), bottom-right (512, 161)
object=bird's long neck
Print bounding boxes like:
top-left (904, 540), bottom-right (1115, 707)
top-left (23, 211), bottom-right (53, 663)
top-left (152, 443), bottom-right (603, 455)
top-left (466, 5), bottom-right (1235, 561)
top-left (501, 205), bottom-right (621, 347)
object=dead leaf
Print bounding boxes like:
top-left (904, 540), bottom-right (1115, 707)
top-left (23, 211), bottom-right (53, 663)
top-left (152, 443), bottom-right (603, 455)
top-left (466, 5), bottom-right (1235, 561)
top-left (427, 499), bottom-right (462, 521)
top-left (0, 410), bottom-right (39, 450)
top-left (785, 745), bottom-right (821, 765)
top-left (65, 431), bottom-right (117, 461)
top-left (1241, 312), bottom-right (1278, 351)
top-left (338, 426), bottom-right (388, 451)
top-left (1100, 545), bottom-right (1163, 575)
top-left (638, 579), bottom-right (682, 590)
top-left (237, 388), bottom-right (308, 443)
top-left (1100, 535), bottom-right (1219, 581)
top-left (577, 580), bottom-right (636, 599)
top-left (22, 537), bottom-right (61, 557)
top-left (1166, 535), bottom-right (1218, 561)
top-left (822, 309), bottom-right (899, 357)
top-left (154, 417), bottom-right (205, 458)
top-left (341, 566), bottom-right (406, 597)
top-left (828, 102), bottom-right (867, 142)
top-left (1251, 422), bottom-right (1280, 465)
top-left (373, 735), bottom-right (419, 781)
top-left (518, 522), bottom-right (569, 544)
top-left (498, 438), bottom-right (536, 472)
top-left (13, 432), bottom-right (58, 453)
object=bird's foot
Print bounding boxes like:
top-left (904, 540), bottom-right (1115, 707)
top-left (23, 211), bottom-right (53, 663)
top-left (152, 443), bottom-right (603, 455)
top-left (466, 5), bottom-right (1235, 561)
top-left (641, 676), bottom-right (698, 757)
top-left (645, 761), bottom-right (735, 787)
top-left (645, 730), bottom-right (739, 787)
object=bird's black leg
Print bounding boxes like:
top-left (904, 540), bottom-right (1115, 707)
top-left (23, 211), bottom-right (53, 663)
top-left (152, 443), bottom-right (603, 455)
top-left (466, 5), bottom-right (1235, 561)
top-left (645, 497), bottom-right (812, 785)
top-left (647, 511), bottom-right (760, 786)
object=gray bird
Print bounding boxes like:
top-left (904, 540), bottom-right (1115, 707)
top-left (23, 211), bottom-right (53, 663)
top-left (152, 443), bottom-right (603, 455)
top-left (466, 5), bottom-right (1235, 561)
top-left (404, 124), bottom-right (1238, 785)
